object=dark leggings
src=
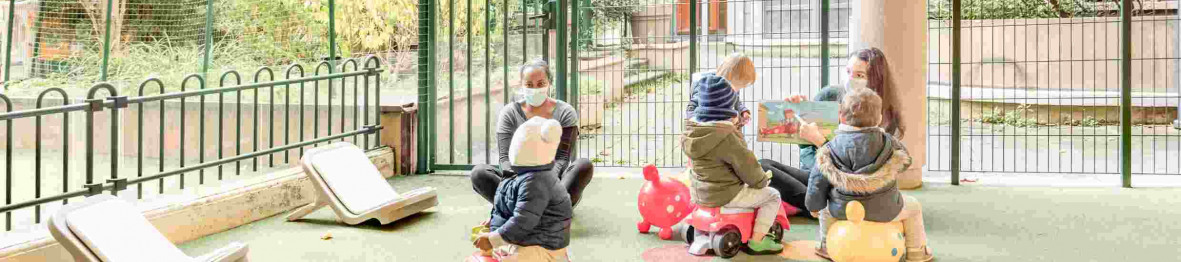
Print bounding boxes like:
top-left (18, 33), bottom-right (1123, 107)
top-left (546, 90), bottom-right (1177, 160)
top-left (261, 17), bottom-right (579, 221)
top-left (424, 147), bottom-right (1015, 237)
top-left (470, 158), bottom-right (595, 208)
top-left (759, 159), bottom-right (812, 218)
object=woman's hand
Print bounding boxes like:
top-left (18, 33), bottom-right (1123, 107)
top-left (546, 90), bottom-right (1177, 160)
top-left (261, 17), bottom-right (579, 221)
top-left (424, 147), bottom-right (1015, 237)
top-left (799, 122), bottom-right (826, 146)
top-left (785, 95), bottom-right (808, 103)
top-left (474, 234), bottom-right (493, 251)
top-left (480, 219), bottom-right (491, 228)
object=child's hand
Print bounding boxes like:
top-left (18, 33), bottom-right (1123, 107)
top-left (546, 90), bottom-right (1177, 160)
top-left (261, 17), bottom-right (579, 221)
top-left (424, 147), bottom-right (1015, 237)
top-left (800, 122), bottom-right (826, 146)
top-left (480, 219), bottom-right (491, 228)
top-left (765, 169), bottom-right (773, 179)
top-left (474, 234), bottom-right (493, 251)
top-left (811, 211), bottom-right (820, 218)
top-left (741, 111), bottom-right (752, 126)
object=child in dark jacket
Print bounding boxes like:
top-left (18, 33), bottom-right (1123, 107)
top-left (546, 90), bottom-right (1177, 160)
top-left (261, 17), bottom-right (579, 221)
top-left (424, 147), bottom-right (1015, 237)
top-left (806, 88), bottom-right (933, 262)
top-left (474, 117), bottom-right (573, 262)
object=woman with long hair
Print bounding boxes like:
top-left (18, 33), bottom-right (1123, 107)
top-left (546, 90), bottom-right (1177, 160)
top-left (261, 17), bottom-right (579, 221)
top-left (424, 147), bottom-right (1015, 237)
top-left (761, 47), bottom-right (906, 217)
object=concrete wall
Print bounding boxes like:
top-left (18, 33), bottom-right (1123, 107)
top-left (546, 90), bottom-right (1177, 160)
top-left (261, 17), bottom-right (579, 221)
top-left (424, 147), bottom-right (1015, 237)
top-left (929, 17), bottom-right (1177, 94)
top-left (629, 42), bottom-right (690, 71)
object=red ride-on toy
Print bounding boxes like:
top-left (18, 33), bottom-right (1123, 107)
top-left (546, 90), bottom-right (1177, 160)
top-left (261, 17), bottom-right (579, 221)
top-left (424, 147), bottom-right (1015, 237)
top-left (683, 201), bottom-right (792, 258)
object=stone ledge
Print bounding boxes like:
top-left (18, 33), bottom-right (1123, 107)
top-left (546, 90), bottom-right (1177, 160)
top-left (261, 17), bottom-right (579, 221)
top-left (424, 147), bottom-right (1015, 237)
top-left (0, 147), bottom-right (395, 262)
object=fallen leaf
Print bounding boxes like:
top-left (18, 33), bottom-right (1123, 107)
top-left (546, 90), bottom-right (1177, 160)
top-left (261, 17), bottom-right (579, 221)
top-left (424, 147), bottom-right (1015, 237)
top-left (322, 233), bottom-right (333, 240)
top-left (960, 179), bottom-right (978, 183)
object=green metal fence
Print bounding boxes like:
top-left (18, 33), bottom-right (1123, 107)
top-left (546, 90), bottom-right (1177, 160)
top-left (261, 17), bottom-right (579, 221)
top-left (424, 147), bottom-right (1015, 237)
top-left (927, 0), bottom-right (1181, 186)
top-left (419, 0), bottom-right (1180, 185)
top-left (0, 56), bottom-right (384, 232)
top-left (2, 0), bottom-right (402, 233)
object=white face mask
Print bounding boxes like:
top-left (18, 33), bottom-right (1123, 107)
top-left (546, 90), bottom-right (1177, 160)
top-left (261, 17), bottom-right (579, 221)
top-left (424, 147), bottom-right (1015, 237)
top-left (519, 87), bottom-right (548, 107)
top-left (847, 77), bottom-right (869, 90)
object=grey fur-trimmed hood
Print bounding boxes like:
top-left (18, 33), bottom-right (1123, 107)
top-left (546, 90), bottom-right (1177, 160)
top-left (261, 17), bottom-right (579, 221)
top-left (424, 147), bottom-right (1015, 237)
top-left (815, 143), bottom-right (912, 194)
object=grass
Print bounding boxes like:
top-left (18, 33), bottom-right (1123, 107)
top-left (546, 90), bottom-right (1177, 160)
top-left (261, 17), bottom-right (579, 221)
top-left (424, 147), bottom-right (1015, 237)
top-left (981, 105), bottom-right (1039, 127)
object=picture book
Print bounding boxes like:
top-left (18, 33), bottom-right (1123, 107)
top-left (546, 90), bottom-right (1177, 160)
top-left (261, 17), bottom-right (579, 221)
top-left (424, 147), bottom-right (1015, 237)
top-left (756, 101), bottom-right (840, 144)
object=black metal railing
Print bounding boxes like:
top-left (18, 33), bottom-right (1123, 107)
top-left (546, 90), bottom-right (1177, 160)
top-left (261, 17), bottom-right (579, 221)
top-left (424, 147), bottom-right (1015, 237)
top-left (0, 56), bottom-right (385, 231)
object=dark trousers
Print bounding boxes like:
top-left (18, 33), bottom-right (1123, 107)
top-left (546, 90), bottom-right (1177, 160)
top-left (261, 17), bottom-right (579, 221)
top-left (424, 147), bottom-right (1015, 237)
top-left (759, 159), bottom-right (813, 218)
top-left (470, 158), bottom-right (595, 208)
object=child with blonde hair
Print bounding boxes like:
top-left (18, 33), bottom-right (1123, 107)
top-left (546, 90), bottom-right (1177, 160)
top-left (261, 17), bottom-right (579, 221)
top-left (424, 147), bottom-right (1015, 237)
top-left (686, 53), bottom-right (757, 127)
top-left (680, 55), bottom-right (784, 253)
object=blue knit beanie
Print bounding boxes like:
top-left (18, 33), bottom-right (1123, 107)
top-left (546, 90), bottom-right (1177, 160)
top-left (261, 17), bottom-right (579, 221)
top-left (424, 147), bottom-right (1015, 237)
top-left (692, 75), bottom-right (738, 122)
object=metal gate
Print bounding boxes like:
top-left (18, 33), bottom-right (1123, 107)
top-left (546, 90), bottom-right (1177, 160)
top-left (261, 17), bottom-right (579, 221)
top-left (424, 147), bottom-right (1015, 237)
top-left (416, 0), bottom-right (849, 172)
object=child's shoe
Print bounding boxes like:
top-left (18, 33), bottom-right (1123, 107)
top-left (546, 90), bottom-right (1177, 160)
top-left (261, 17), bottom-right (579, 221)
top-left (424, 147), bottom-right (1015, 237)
top-left (815, 241), bottom-right (832, 261)
top-left (743, 236), bottom-right (784, 255)
top-left (905, 246), bottom-right (934, 262)
top-left (781, 202), bottom-right (802, 217)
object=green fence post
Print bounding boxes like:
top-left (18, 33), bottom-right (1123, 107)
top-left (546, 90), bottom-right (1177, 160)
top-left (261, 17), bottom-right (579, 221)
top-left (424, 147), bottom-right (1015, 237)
top-left (428, 0), bottom-right (438, 172)
top-left (570, 0), bottom-right (579, 118)
top-left (417, 0), bottom-right (436, 173)
top-left (819, 0), bottom-right (829, 88)
top-left (466, 0), bottom-right (472, 164)
top-left (329, 0), bottom-right (337, 70)
top-left (100, 0), bottom-right (114, 81)
top-left (1119, 0), bottom-right (1132, 188)
top-left (554, 0), bottom-right (566, 100)
top-left (484, 0), bottom-right (491, 164)
top-left (448, 0), bottom-right (454, 164)
top-left (3, 0), bottom-right (16, 89)
top-left (950, 0), bottom-right (961, 185)
top-left (29, 0), bottom-right (45, 79)
top-left (504, 0), bottom-right (509, 105)
top-left (1175, 5), bottom-right (1181, 130)
top-left (688, 0), bottom-right (696, 72)
top-left (542, 0), bottom-right (551, 62)
top-left (201, 0), bottom-right (215, 76)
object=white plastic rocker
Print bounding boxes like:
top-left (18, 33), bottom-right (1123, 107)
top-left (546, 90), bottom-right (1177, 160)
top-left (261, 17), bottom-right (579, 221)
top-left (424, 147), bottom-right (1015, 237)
top-left (48, 194), bottom-right (249, 262)
top-left (287, 142), bottom-right (438, 225)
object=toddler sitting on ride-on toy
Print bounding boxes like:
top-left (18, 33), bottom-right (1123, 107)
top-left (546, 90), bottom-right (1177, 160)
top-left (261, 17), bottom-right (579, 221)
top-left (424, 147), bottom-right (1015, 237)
top-left (680, 60), bottom-right (784, 255)
top-left (806, 87), bottom-right (933, 262)
top-left (471, 117), bottom-right (573, 262)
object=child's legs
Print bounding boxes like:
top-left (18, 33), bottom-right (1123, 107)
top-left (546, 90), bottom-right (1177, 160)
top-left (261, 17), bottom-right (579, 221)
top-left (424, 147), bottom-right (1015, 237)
top-left (891, 195), bottom-right (928, 249)
top-left (818, 209), bottom-right (836, 244)
top-left (723, 187), bottom-right (781, 238)
top-left (495, 245), bottom-right (569, 262)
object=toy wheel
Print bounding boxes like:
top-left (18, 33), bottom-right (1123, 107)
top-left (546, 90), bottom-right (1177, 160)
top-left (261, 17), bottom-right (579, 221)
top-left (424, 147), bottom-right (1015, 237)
top-left (682, 225), bottom-right (696, 245)
top-left (712, 228), bottom-right (743, 259)
top-left (769, 222), bottom-right (785, 243)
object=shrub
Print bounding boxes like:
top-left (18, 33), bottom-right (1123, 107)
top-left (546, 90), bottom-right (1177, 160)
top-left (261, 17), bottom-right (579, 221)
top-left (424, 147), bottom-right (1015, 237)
top-left (928, 0), bottom-right (1099, 20)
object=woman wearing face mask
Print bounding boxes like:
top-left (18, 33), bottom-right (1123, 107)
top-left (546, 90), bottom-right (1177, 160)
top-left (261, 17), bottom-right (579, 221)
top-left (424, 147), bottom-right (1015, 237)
top-left (469, 59), bottom-right (595, 208)
top-left (758, 48), bottom-right (906, 218)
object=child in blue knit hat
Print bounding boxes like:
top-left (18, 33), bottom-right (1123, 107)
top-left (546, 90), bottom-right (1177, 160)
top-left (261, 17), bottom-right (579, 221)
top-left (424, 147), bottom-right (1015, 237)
top-left (686, 53), bottom-right (758, 126)
top-left (680, 53), bottom-right (784, 255)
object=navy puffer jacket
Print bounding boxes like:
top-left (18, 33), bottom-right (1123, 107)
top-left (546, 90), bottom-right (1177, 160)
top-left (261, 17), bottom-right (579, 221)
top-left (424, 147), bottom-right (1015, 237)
top-left (489, 164), bottom-right (573, 250)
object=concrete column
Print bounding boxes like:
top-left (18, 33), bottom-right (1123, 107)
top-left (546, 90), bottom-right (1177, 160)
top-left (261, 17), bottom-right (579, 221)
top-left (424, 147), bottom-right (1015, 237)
top-left (849, 0), bottom-right (927, 189)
